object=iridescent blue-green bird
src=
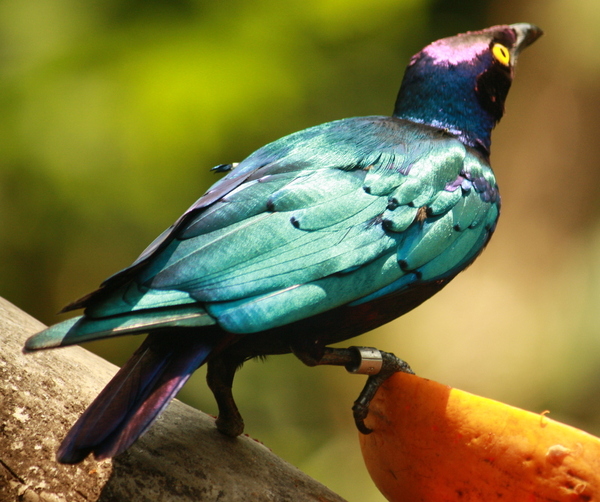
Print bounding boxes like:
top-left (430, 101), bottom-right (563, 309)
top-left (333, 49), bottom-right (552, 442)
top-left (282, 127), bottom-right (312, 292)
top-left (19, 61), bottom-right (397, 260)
top-left (25, 23), bottom-right (541, 463)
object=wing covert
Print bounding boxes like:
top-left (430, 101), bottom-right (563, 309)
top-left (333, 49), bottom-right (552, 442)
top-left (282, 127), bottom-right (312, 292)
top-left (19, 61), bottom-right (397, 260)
top-left (81, 117), bottom-right (499, 338)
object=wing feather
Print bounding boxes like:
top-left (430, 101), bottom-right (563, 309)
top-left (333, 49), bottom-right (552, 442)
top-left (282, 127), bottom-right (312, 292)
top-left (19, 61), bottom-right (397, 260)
top-left (55, 116), bottom-right (500, 341)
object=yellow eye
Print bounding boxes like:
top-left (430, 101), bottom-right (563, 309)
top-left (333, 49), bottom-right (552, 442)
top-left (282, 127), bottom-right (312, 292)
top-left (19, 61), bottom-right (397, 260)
top-left (492, 43), bottom-right (511, 66)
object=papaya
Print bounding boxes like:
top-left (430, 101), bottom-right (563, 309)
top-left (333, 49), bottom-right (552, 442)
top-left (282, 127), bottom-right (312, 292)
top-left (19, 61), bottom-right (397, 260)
top-left (359, 372), bottom-right (600, 501)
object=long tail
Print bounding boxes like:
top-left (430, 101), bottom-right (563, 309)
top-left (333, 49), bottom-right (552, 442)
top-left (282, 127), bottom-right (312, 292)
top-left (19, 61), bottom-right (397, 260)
top-left (57, 332), bottom-right (213, 464)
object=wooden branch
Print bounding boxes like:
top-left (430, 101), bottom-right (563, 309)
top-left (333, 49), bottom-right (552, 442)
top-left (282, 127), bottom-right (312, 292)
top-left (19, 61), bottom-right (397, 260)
top-left (0, 297), bottom-right (347, 501)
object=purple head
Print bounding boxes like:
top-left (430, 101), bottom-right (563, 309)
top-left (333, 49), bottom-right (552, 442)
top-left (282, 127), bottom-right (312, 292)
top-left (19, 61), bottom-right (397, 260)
top-left (393, 24), bottom-right (543, 156)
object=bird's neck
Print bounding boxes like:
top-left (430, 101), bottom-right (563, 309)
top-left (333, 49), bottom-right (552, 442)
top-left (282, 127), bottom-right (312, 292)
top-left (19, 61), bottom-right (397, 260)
top-left (392, 62), bottom-right (504, 157)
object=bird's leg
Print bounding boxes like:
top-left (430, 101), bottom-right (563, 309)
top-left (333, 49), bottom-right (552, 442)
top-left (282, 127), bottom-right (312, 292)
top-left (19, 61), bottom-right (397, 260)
top-left (292, 345), bottom-right (414, 434)
top-left (206, 355), bottom-right (245, 437)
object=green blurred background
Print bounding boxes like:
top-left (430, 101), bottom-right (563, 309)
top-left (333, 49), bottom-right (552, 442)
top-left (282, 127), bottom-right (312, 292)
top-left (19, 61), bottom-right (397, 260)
top-left (2, 0), bottom-right (600, 499)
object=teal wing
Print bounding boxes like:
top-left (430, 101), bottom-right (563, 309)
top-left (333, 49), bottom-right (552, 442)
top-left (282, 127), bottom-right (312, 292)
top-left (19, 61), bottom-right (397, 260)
top-left (26, 116), bottom-right (499, 349)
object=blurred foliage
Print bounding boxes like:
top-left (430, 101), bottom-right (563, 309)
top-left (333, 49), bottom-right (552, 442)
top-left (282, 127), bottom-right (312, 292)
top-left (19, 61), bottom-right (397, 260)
top-left (1, 0), bottom-right (599, 500)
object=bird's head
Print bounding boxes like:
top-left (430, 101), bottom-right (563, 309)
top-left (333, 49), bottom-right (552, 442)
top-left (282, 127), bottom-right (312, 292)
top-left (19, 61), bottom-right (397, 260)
top-left (393, 23), bottom-right (542, 157)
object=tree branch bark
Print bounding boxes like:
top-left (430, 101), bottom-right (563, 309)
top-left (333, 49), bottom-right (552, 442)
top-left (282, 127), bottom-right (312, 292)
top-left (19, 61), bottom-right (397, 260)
top-left (0, 297), bottom-right (347, 502)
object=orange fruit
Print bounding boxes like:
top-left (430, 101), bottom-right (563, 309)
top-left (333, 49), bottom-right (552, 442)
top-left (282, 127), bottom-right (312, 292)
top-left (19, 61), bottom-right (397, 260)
top-left (359, 372), bottom-right (600, 501)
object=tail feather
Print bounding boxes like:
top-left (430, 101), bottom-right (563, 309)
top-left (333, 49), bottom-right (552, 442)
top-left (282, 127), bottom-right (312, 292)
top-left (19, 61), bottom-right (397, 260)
top-left (24, 305), bottom-right (215, 351)
top-left (57, 332), bottom-right (213, 463)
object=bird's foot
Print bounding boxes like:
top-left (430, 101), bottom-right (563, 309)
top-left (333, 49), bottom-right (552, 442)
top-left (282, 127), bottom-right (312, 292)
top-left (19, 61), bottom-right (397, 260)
top-left (292, 344), bottom-right (413, 434)
top-left (348, 348), bottom-right (414, 434)
top-left (216, 413), bottom-right (245, 437)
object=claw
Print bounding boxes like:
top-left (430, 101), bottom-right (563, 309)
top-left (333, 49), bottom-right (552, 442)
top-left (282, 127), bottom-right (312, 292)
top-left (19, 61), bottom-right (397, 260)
top-left (350, 349), bottom-right (414, 434)
top-left (355, 418), bottom-right (373, 435)
top-left (291, 343), bottom-right (414, 434)
top-left (353, 399), bottom-right (373, 434)
top-left (216, 414), bottom-right (245, 437)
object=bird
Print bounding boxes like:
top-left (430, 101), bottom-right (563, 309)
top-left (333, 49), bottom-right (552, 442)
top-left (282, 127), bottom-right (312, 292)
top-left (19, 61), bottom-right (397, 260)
top-left (25, 23), bottom-right (542, 464)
